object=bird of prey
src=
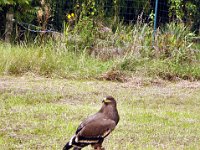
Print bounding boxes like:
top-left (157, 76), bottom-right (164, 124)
top-left (63, 96), bottom-right (119, 150)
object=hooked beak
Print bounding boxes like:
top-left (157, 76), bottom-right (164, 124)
top-left (102, 97), bottom-right (111, 103)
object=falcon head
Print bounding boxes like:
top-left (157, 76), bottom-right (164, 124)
top-left (102, 96), bottom-right (116, 105)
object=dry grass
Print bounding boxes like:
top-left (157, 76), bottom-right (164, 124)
top-left (0, 76), bottom-right (200, 149)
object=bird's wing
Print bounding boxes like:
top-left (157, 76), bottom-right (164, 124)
top-left (75, 113), bottom-right (103, 134)
top-left (75, 118), bottom-right (116, 143)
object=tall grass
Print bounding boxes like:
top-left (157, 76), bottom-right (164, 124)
top-left (114, 23), bottom-right (200, 80)
top-left (0, 21), bottom-right (199, 80)
top-left (0, 42), bottom-right (113, 79)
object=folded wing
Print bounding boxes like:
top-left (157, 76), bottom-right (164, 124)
top-left (76, 118), bottom-right (116, 144)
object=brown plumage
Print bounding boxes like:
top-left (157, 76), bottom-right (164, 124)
top-left (63, 96), bottom-right (119, 150)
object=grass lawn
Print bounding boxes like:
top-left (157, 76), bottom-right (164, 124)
top-left (0, 76), bottom-right (200, 149)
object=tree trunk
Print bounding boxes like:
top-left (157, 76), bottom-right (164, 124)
top-left (5, 7), bottom-right (14, 43)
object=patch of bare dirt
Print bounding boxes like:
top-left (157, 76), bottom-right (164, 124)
top-left (121, 77), bottom-right (168, 88)
top-left (174, 80), bottom-right (200, 89)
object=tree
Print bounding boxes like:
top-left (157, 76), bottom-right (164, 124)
top-left (0, 0), bottom-right (31, 42)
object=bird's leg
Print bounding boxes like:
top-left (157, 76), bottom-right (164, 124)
top-left (97, 147), bottom-right (105, 150)
top-left (92, 144), bottom-right (105, 150)
top-left (95, 146), bottom-right (105, 150)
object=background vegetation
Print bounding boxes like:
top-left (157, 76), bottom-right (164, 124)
top-left (0, 1), bottom-right (200, 150)
top-left (0, 0), bottom-right (199, 80)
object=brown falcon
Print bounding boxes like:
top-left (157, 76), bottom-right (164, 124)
top-left (63, 96), bottom-right (119, 150)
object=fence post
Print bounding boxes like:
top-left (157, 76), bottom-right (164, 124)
top-left (153, 0), bottom-right (159, 44)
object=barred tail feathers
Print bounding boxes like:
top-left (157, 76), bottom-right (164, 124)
top-left (63, 135), bottom-right (76, 150)
top-left (63, 142), bottom-right (73, 150)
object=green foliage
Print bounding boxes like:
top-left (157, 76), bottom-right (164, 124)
top-left (114, 22), bottom-right (200, 80)
top-left (1, 20), bottom-right (200, 80)
top-left (0, 0), bottom-right (38, 41)
top-left (155, 23), bottom-right (197, 62)
top-left (0, 0), bottom-right (31, 5)
top-left (81, 0), bottom-right (97, 17)
top-left (169, 0), bottom-right (199, 30)
top-left (169, 0), bottom-right (183, 20)
top-left (70, 16), bottom-right (96, 50)
top-left (1, 19), bottom-right (200, 80)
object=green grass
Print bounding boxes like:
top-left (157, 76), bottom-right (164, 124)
top-left (1, 20), bottom-right (200, 82)
top-left (0, 41), bottom-right (199, 81)
top-left (0, 76), bottom-right (200, 149)
top-left (0, 42), bottom-right (113, 79)
top-left (117, 57), bottom-right (200, 80)
top-left (1, 21), bottom-right (200, 80)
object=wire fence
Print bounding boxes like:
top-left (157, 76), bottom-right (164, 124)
top-left (64, 0), bottom-right (169, 28)
top-left (14, 0), bottom-right (170, 34)
top-left (5, 0), bottom-right (199, 42)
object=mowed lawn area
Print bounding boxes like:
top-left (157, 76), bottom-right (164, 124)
top-left (0, 76), bottom-right (200, 149)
